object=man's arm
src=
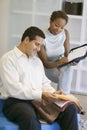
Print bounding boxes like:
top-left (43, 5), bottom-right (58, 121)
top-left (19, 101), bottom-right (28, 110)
top-left (0, 56), bottom-right (42, 100)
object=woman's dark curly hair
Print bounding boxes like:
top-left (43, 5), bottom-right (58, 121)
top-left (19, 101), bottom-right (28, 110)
top-left (50, 10), bottom-right (68, 24)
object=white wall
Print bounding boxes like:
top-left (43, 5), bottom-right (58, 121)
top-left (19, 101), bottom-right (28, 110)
top-left (0, 0), bottom-right (9, 57)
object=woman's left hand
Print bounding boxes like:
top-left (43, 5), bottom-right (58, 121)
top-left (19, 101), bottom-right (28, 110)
top-left (70, 61), bottom-right (79, 66)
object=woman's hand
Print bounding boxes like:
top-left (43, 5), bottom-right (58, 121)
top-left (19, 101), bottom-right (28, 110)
top-left (70, 61), bottom-right (79, 66)
top-left (59, 57), bottom-right (68, 64)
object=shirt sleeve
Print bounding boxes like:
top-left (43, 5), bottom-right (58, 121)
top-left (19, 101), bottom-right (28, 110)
top-left (0, 56), bottom-right (42, 100)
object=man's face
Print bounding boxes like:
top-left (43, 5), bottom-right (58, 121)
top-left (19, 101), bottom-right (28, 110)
top-left (25, 36), bottom-right (44, 57)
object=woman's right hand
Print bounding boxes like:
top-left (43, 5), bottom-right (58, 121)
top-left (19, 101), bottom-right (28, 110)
top-left (58, 57), bottom-right (68, 65)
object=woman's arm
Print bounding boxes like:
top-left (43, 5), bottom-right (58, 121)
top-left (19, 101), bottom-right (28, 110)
top-left (64, 29), bottom-right (70, 57)
top-left (38, 44), bottom-right (68, 68)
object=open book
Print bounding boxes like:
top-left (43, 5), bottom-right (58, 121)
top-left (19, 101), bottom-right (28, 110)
top-left (32, 93), bottom-right (83, 123)
top-left (53, 94), bottom-right (82, 110)
top-left (54, 99), bottom-right (72, 110)
top-left (59, 44), bottom-right (87, 67)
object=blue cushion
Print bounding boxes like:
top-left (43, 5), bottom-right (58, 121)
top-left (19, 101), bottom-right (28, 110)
top-left (0, 99), bottom-right (61, 130)
top-left (0, 117), bottom-right (19, 130)
top-left (41, 122), bottom-right (61, 130)
top-left (0, 117), bottom-right (61, 130)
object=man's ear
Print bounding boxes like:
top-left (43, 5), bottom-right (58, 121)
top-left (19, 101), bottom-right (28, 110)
top-left (25, 36), bottom-right (29, 42)
top-left (24, 37), bottom-right (30, 44)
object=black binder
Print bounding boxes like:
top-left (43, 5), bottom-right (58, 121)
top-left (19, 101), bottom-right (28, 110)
top-left (59, 44), bottom-right (87, 67)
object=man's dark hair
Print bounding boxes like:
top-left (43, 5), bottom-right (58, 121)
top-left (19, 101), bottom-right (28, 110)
top-left (50, 10), bottom-right (68, 24)
top-left (21, 26), bottom-right (45, 41)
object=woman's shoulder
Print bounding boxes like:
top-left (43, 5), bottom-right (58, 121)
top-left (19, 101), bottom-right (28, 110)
top-left (64, 29), bottom-right (69, 35)
top-left (64, 29), bottom-right (70, 39)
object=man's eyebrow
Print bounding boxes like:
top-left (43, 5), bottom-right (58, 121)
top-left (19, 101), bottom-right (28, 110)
top-left (35, 42), bottom-right (40, 44)
top-left (35, 42), bottom-right (41, 46)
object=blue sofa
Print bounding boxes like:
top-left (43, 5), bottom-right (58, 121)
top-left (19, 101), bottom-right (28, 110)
top-left (0, 99), bottom-right (61, 130)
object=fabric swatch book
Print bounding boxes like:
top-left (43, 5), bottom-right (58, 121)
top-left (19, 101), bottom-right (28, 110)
top-left (53, 94), bottom-right (81, 110)
top-left (32, 94), bottom-right (82, 123)
top-left (59, 44), bottom-right (87, 67)
top-left (53, 99), bottom-right (72, 110)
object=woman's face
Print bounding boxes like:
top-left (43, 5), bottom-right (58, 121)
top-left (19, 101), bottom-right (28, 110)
top-left (49, 18), bottom-right (67, 35)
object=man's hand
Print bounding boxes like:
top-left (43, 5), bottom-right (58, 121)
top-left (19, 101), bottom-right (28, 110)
top-left (53, 90), bottom-right (65, 95)
top-left (42, 92), bottom-right (58, 101)
top-left (42, 90), bottom-right (66, 101)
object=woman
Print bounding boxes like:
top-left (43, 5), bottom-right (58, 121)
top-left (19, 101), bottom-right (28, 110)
top-left (38, 10), bottom-right (76, 93)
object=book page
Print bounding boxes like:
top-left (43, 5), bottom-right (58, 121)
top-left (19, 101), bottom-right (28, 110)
top-left (54, 99), bottom-right (71, 108)
top-left (68, 46), bottom-right (87, 62)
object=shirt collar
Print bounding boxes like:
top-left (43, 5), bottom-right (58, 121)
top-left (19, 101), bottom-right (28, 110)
top-left (13, 46), bottom-right (26, 58)
top-left (13, 46), bottom-right (37, 59)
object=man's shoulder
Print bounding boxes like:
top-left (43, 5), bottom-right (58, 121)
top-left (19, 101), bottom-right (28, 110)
top-left (0, 50), bottom-right (13, 61)
top-left (0, 48), bottom-right (16, 66)
top-left (34, 55), bottom-right (42, 62)
top-left (34, 56), bottom-right (44, 66)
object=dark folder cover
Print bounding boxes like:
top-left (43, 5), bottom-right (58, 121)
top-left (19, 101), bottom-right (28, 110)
top-left (59, 44), bottom-right (87, 67)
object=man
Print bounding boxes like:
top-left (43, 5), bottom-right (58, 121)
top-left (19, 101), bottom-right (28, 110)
top-left (0, 26), bottom-right (78, 130)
